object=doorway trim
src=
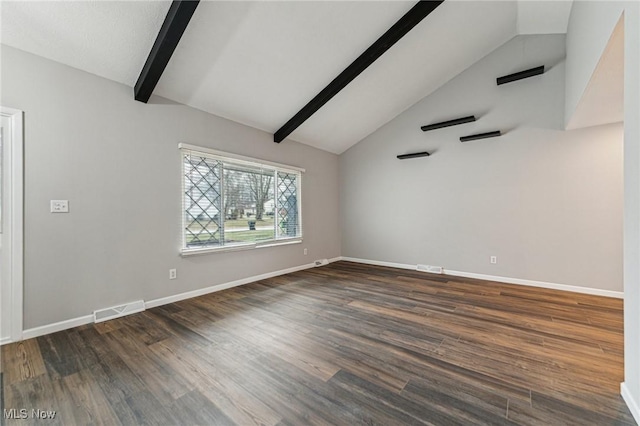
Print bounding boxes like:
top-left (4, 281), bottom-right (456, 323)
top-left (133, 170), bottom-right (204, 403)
top-left (1, 106), bottom-right (24, 344)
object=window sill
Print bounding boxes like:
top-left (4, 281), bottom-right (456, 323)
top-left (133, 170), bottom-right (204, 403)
top-left (181, 238), bottom-right (302, 257)
top-left (256, 238), bottom-right (302, 249)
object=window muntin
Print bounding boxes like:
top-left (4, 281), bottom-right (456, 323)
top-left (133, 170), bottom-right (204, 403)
top-left (181, 146), bottom-right (302, 254)
top-left (276, 171), bottom-right (300, 239)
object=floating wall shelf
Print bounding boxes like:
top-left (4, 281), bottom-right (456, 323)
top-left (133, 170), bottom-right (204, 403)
top-left (497, 66), bottom-right (544, 85)
top-left (397, 152), bottom-right (431, 160)
top-left (421, 115), bottom-right (476, 132)
top-left (460, 131), bottom-right (502, 142)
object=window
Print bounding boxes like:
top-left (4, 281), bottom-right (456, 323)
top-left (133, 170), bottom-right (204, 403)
top-left (180, 144), bottom-right (303, 255)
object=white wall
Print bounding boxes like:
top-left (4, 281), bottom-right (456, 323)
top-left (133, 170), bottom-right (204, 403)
top-left (623, 1), bottom-right (640, 418)
top-left (624, 3), bottom-right (640, 416)
top-left (0, 45), bottom-right (340, 330)
top-left (567, 2), bottom-right (640, 420)
top-left (565, 1), bottom-right (625, 128)
top-left (340, 34), bottom-right (623, 293)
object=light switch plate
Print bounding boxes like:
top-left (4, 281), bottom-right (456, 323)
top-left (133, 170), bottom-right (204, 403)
top-left (50, 200), bottom-right (69, 213)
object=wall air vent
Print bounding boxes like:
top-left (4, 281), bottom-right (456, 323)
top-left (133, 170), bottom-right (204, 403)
top-left (94, 300), bottom-right (145, 323)
top-left (417, 264), bottom-right (443, 274)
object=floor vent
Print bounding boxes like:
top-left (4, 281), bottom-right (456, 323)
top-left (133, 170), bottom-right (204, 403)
top-left (94, 300), bottom-right (145, 323)
top-left (314, 259), bottom-right (329, 267)
top-left (417, 264), bottom-right (443, 274)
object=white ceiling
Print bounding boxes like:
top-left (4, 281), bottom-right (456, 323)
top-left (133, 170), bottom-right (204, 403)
top-left (517, 1), bottom-right (573, 35)
top-left (155, 1), bottom-right (519, 154)
top-left (0, 1), bottom-right (171, 85)
top-left (1, 1), bottom-right (574, 154)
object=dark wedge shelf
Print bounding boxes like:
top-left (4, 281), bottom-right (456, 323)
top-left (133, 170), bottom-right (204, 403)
top-left (421, 115), bottom-right (476, 132)
top-left (397, 152), bottom-right (430, 160)
top-left (460, 131), bottom-right (502, 142)
top-left (497, 66), bottom-right (544, 85)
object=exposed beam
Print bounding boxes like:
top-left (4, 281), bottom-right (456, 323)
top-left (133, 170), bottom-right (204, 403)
top-left (134, 0), bottom-right (200, 103)
top-left (274, 0), bottom-right (444, 143)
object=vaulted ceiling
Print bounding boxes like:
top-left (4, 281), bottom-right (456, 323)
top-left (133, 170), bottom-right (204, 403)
top-left (0, 1), bottom-right (572, 154)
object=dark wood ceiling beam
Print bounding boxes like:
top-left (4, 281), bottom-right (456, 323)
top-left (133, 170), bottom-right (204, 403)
top-left (134, 0), bottom-right (200, 103)
top-left (274, 0), bottom-right (444, 143)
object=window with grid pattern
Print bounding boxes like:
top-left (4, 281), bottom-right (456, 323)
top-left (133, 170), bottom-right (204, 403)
top-left (181, 145), bottom-right (303, 254)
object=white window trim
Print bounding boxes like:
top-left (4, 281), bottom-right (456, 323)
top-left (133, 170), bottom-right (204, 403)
top-left (179, 143), bottom-right (305, 173)
top-left (179, 143), bottom-right (303, 256)
top-left (181, 237), bottom-right (303, 257)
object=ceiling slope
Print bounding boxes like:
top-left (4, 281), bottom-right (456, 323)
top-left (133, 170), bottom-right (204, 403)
top-left (155, 1), bottom-right (517, 154)
top-left (1, 1), bottom-right (576, 154)
top-left (566, 15), bottom-right (624, 130)
top-left (517, 1), bottom-right (573, 35)
top-left (0, 1), bottom-right (171, 86)
top-left (135, 0), bottom-right (200, 103)
top-left (288, 1), bottom-right (518, 153)
top-left (273, 1), bottom-right (444, 144)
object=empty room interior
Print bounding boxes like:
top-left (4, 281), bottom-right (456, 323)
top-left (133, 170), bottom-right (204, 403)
top-left (1, 0), bottom-right (640, 424)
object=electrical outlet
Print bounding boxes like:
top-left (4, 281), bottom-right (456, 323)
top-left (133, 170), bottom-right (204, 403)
top-left (169, 269), bottom-right (177, 280)
top-left (50, 200), bottom-right (69, 213)
top-left (304, 248), bottom-right (308, 256)
top-left (490, 256), bottom-right (497, 264)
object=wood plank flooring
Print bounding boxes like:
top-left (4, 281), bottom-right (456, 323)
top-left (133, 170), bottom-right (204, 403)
top-left (1, 261), bottom-right (634, 425)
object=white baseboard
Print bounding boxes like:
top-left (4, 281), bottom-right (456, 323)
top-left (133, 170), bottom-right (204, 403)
top-left (22, 315), bottom-right (94, 340)
top-left (445, 269), bottom-right (623, 298)
top-left (621, 382), bottom-right (640, 424)
top-left (18, 255), bottom-right (620, 342)
top-left (20, 261), bottom-right (324, 341)
top-left (0, 336), bottom-right (13, 346)
top-left (339, 256), bottom-right (623, 299)
top-left (341, 256), bottom-right (415, 271)
top-left (145, 261), bottom-right (316, 309)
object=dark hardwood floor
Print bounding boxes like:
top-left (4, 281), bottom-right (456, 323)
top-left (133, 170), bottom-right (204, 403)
top-left (1, 261), bottom-right (634, 425)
